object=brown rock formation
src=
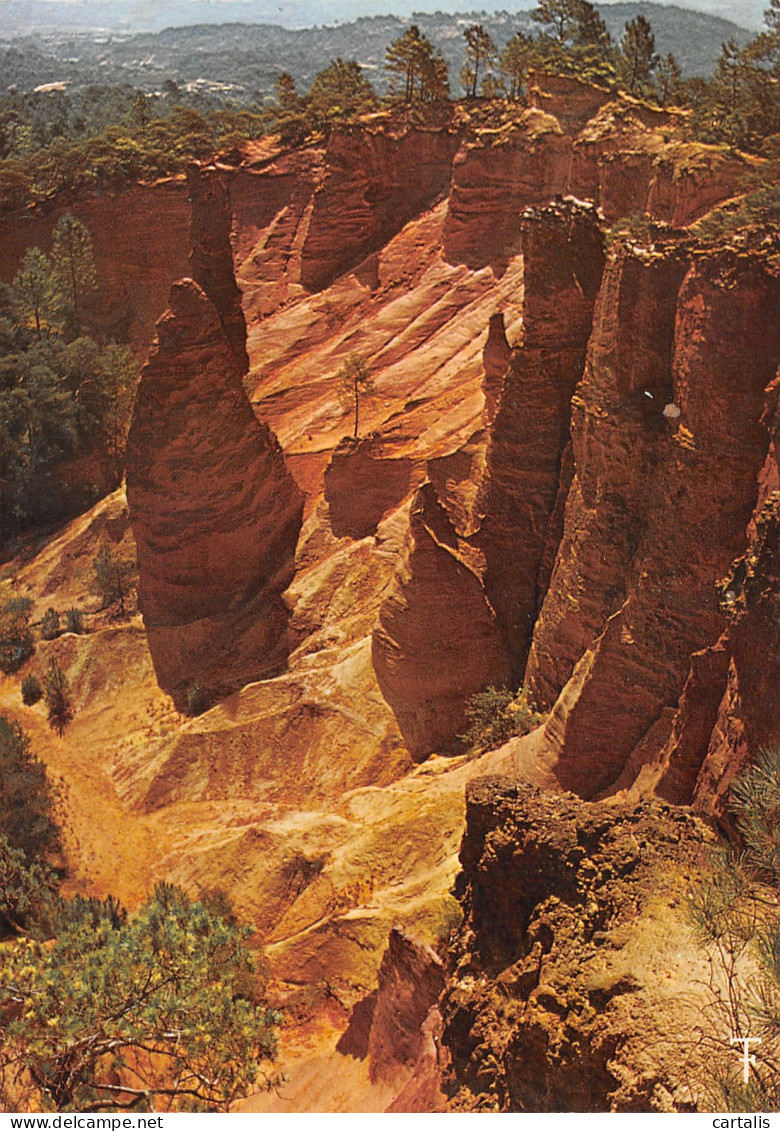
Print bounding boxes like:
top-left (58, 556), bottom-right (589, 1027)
top-left (187, 165), bottom-right (249, 370)
top-left (477, 198), bottom-right (605, 679)
top-left (126, 278), bottom-right (303, 701)
top-left (300, 125), bottom-right (461, 290)
top-left (526, 71), bottom-right (613, 134)
top-left (368, 927), bottom-right (446, 1090)
top-left (443, 113), bottom-right (572, 269)
top-left (526, 229), bottom-right (690, 707)
top-left (653, 374), bottom-right (780, 818)
top-left (481, 312), bottom-right (511, 423)
top-left (442, 777), bottom-right (715, 1112)
top-left (533, 246), bottom-right (780, 798)
top-left (372, 483), bottom-right (510, 757)
top-left (324, 436), bottom-right (415, 539)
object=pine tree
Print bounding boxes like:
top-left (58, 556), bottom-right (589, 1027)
top-left (50, 214), bottom-right (97, 334)
top-left (44, 658), bottom-right (73, 737)
top-left (620, 15), bottom-right (659, 94)
top-left (337, 354), bottom-right (373, 440)
top-left (462, 25), bottom-right (498, 98)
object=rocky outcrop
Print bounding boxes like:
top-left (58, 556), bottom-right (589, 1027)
top-left (526, 71), bottom-right (613, 134)
top-left (368, 928), bottom-right (446, 1090)
top-left (187, 165), bottom-right (249, 371)
top-left (531, 245), bottom-right (780, 799)
top-left (477, 199), bottom-right (605, 680)
top-left (443, 113), bottom-right (571, 269)
top-left (526, 229), bottom-right (690, 707)
top-left (126, 278), bottom-right (304, 702)
top-left (653, 373), bottom-right (780, 819)
top-left (300, 125), bottom-right (461, 290)
top-left (324, 436), bottom-right (416, 539)
top-left (229, 147), bottom-right (326, 321)
top-left (442, 777), bottom-right (715, 1112)
top-left (372, 483), bottom-right (510, 757)
top-left (569, 101), bottom-right (748, 226)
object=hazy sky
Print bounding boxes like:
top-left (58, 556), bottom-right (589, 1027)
top-left (2, 0), bottom-right (767, 30)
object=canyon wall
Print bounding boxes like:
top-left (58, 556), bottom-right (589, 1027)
top-left (300, 125), bottom-right (461, 290)
top-left (477, 198), bottom-right (604, 679)
top-left (529, 242), bottom-right (780, 800)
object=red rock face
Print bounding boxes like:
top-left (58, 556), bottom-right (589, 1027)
top-left (372, 483), bottom-right (510, 758)
top-left (0, 182), bottom-right (191, 353)
top-left (368, 927), bottom-right (446, 1090)
top-left (526, 233), bottom-right (690, 708)
top-left (482, 312), bottom-right (512, 423)
top-left (477, 199), bottom-right (605, 680)
top-left (300, 126), bottom-right (461, 291)
top-left (126, 279), bottom-right (304, 702)
top-left (655, 375), bottom-right (780, 819)
top-left (324, 436), bottom-right (415, 540)
top-left (443, 115), bottom-right (572, 269)
top-left (534, 248), bottom-right (780, 798)
top-left (187, 165), bottom-right (249, 371)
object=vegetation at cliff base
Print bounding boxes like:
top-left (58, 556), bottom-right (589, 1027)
top-left (688, 746), bottom-right (780, 1111)
top-left (459, 686), bottom-right (545, 756)
top-left (0, 214), bottom-right (137, 543)
top-left (0, 713), bottom-right (280, 1112)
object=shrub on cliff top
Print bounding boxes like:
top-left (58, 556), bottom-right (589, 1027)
top-left (459, 685), bottom-right (545, 756)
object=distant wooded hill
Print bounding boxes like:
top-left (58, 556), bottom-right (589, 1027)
top-left (0, 4), bottom-right (753, 100)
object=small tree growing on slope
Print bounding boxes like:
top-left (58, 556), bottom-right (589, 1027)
top-left (337, 354), bottom-right (373, 440)
top-left (44, 659), bottom-right (73, 737)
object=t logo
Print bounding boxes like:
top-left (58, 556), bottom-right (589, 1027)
top-left (730, 1035), bottom-right (761, 1084)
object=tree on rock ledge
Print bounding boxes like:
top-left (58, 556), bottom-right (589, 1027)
top-left (337, 353), bottom-right (373, 440)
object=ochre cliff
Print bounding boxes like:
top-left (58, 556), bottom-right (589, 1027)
top-left (652, 371), bottom-right (780, 820)
top-left (526, 228), bottom-right (691, 708)
top-left (125, 277), bottom-right (303, 702)
top-left (477, 198), bottom-right (605, 679)
top-left (2, 92), bottom-right (779, 1117)
top-left (531, 242), bottom-right (780, 799)
top-left (372, 483), bottom-right (510, 757)
top-left (441, 778), bottom-right (716, 1112)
